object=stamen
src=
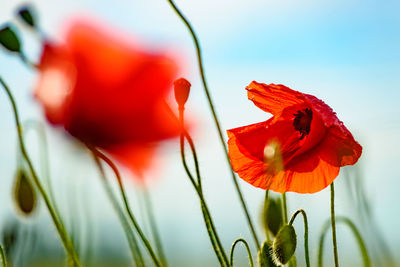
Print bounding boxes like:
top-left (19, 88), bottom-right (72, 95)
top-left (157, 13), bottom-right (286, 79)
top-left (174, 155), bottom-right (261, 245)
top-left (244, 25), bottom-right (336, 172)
top-left (293, 108), bottom-right (313, 139)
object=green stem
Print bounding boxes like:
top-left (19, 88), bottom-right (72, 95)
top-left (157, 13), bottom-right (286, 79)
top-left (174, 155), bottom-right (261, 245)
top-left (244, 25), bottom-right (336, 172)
top-left (229, 238), bottom-right (254, 267)
top-left (90, 147), bottom-right (161, 267)
top-left (330, 183), bottom-right (339, 267)
top-left (0, 76), bottom-right (81, 267)
top-left (318, 217), bottom-right (371, 267)
top-left (282, 193), bottom-right (288, 224)
top-left (283, 193), bottom-right (297, 267)
top-left (22, 120), bottom-right (59, 217)
top-left (18, 51), bottom-right (38, 69)
top-left (142, 184), bottom-right (168, 267)
top-left (0, 245), bottom-right (7, 267)
top-left (166, 0), bottom-right (260, 249)
top-left (264, 190), bottom-right (270, 242)
top-left (179, 109), bottom-right (230, 267)
top-left (91, 153), bottom-right (145, 267)
top-left (289, 210), bottom-right (310, 267)
top-left (182, 127), bottom-right (202, 191)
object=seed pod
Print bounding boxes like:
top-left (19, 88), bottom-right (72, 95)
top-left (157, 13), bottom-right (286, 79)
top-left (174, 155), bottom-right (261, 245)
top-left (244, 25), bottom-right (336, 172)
top-left (16, 6), bottom-right (36, 28)
top-left (272, 224), bottom-right (297, 265)
top-left (262, 197), bottom-right (283, 236)
top-left (258, 241), bottom-right (278, 267)
top-left (14, 169), bottom-right (37, 215)
top-left (0, 25), bottom-right (21, 53)
top-left (174, 78), bottom-right (191, 108)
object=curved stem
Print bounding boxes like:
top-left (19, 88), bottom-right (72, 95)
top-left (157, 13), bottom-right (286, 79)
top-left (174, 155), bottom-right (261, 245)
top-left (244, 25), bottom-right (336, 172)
top-left (90, 147), bottom-right (161, 267)
top-left (0, 245), bottom-right (7, 267)
top-left (22, 120), bottom-right (58, 215)
top-left (318, 217), bottom-right (371, 267)
top-left (166, 0), bottom-right (260, 249)
top-left (289, 210), bottom-right (310, 267)
top-left (330, 183), bottom-right (339, 267)
top-left (229, 238), bottom-right (254, 267)
top-left (179, 109), bottom-right (230, 267)
top-left (0, 76), bottom-right (81, 267)
top-left (142, 184), bottom-right (168, 267)
top-left (183, 128), bottom-right (202, 191)
top-left (18, 51), bottom-right (38, 69)
top-left (91, 154), bottom-right (144, 267)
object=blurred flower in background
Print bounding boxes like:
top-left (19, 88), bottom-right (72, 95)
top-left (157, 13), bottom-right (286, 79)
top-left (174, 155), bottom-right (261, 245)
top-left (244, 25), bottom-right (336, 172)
top-left (34, 19), bottom-right (181, 177)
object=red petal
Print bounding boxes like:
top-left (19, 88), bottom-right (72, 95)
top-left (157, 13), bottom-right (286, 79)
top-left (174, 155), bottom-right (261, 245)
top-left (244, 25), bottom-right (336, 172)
top-left (246, 81), bottom-right (305, 115)
top-left (59, 21), bottom-right (179, 146)
top-left (106, 143), bottom-right (156, 178)
top-left (34, 43), bottom-right (76, 125)
top-left (228, 124), bottom-right (341, 193)
top-left (319, 126), bottom-right (362, 167)
top-left (304, 93), bottom-right (362, 166)
top-left (228, 118), bottom-right (300, 164)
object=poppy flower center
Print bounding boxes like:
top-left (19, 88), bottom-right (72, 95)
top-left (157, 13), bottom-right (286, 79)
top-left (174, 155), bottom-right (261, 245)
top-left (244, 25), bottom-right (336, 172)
top-left (293, 108), bottom-right (313, 139)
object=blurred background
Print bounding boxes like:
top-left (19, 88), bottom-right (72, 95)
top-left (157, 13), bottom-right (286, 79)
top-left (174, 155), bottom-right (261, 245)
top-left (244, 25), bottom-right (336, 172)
top-left (0, 0), bottom-right (399, 266)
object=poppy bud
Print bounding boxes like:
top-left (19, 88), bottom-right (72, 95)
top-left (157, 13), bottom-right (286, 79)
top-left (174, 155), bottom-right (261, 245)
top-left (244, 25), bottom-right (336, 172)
top-left (272, 224), bottom-right (297, 265)
top-left (262, 197), bottom-right (283, 236)
top-left (258, 241), bottom-right (278, 267)
top-left (174, 78), bottom-right (191, 108)
top-left (16, 5), bottom-right (36, 28)
top-left (13, 169), bottom-right (37, 215)
top-left (0, 25), bottom-right (21, 53)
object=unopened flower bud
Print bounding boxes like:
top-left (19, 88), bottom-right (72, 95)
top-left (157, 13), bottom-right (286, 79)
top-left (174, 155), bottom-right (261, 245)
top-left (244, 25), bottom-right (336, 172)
top-left (258, 241), bottom-right (278, 267)
top-left (174, 78), bottom-right (191, 108)
top-left (14, 169), bottom-right (37, 215)
top-left (272, 224), bottom-right (297, 265)
top-left (262, 197), bottom-right (283, 236)
top-left (16, 5), bottom-right (36, 28)
top-left (0, 25), bottom-right (21, 53)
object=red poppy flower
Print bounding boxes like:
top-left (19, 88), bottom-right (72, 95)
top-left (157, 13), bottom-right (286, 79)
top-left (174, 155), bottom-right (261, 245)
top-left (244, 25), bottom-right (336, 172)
top-left (227, 81), bottom-right (362, 193)
top-left (34, 20), bottom-right (180, 176)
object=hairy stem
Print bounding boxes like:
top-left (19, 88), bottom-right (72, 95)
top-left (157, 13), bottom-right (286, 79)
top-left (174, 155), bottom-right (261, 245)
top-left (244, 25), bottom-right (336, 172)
top-left (90, 147), bottom-right (161, 267)
top-left (289, 209), bottom-right (310, 267)
top-left (330, 183), bottom-right (339, 267)
top-left (0, 245), bottom-right (7, 267)
top-left (179, 108), bottom-right (230, 267)
top-left (282, 193), bottom-right (288, 224)
top-left (91, 153), bottom-right (144, 267)
top-left (22, 120), bottom-right (59, 218)
top-left (318, 216), bottom-right (371, 267)
top-left (0, 76), bottom-right (80, 267)
top-left (142, 184), bottom-right (168, 266)
top-left (229, 238), bottom-right (254, 267)
top-left (166, 0), bottom-right (260, 249)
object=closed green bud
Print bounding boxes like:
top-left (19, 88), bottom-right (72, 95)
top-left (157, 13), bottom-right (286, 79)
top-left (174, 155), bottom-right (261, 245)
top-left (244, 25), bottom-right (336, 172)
top-left (17, 6), bottom-right (36, 28)
top-left (14, 169), bottom-right (37, 215)
top-left (262, 197), bottom-right (283, 236)
top-left (258, 241), bottom-right (278, 267)
top-left (272, 225), bottom-right (297, 265)
top-left (0, 25), bottom-right (21, 53)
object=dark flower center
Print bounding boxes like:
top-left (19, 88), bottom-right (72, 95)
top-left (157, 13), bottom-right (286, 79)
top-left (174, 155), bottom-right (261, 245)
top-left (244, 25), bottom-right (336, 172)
top-left (293, 108), bottom-right (313, 139)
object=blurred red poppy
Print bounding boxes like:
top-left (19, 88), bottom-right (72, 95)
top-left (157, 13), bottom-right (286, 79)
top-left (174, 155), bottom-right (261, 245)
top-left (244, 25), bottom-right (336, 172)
top-left (227, 81), bottom-right (362, 193)
top-left (34, 20), bottom-right (180, 176)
